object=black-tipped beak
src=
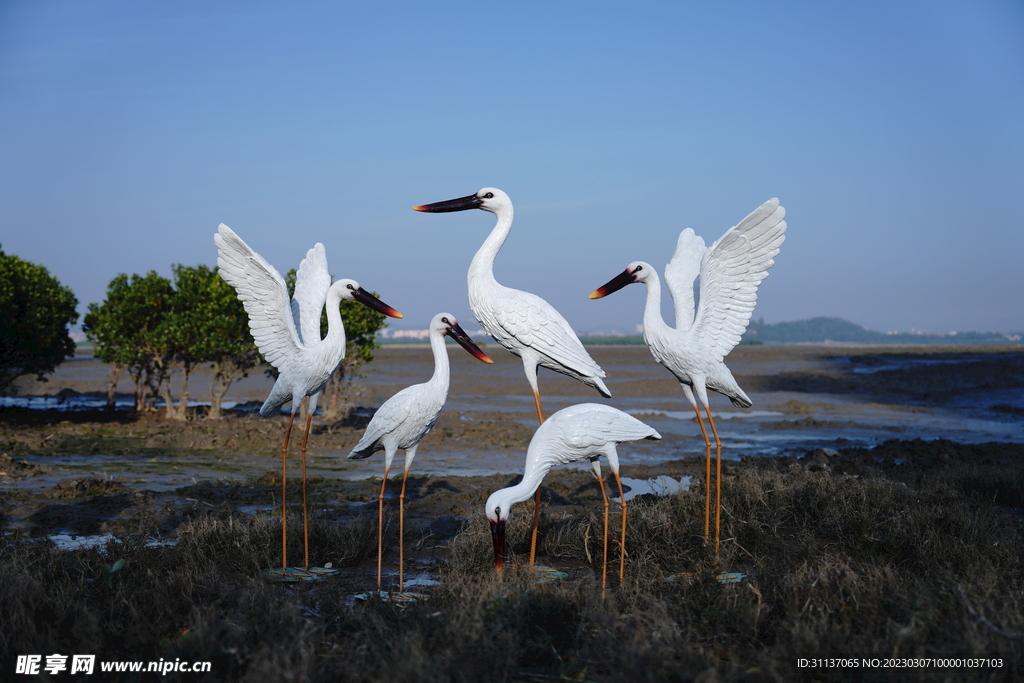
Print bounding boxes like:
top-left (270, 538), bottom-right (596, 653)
top-left (589, 268), bottom-right (636, 299)
top-left (490, 519), bottom-right (506, 574)
top-left (447, 322), bottom-right (493, 364)
top-left (352, 288), bottom-right (403, 319)
top-left (412, 193), bottom-right (482, 213)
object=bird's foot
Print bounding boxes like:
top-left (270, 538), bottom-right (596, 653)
top-left (355, 590), bottom-right (430, 603)
top-left (264, 567), bottom-right (316, 582)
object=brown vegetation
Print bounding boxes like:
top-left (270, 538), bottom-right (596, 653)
top-left (2, 438), bottom-right (1022, 682)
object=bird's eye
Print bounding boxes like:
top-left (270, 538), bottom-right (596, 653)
top-left (484, 192), bottom-right (494, 199)
top-left (494, 506), bottom-right (501, 517)
top-left (634, 265), bottom-right (643, 273)
top-left (347, 283), bottom-right (355, 290)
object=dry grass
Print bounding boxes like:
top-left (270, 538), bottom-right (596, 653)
top-left (2, 460), bottom-right (1022, 682)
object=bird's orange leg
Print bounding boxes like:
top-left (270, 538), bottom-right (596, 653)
top-left (279, 411), bottom-right (297, 575)
top-left (613, 471), bottom-right (627, 585)
top-left (529, 389), bottom-right (545, 569)
top-left (300, 412), bottom-right (313, 570)
top-left (532, 389), bottom-right (545, 426)
top-left (692, 404), bottom-right (712, 544)
top-left (704, 406), bottom-right (723, 559)
top-left (529, 487), bottom-right (541, 570)
top-left (398, 465), bottom-right (411, 594)
top-left (594, 472), bottom-right (610, 598)
top-left (376, 465), bottom-right (390, 591)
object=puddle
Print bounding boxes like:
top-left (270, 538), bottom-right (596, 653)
top-left (4, 347), bottom-right (1020, 487)
top-left (23, 533), bottom-right (179, 551)
top-left (46, 532), bottom-right (119, 550)
top-left (615, 475), bottom-right (691, 501)
top-left (629, 409), bottom-right (783, 421)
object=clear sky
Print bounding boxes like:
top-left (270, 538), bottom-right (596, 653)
top-left (2, 0), bottom-right (1022, 337)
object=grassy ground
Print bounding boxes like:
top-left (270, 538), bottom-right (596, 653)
top-left (2, 443), bottom-right (1022, 682)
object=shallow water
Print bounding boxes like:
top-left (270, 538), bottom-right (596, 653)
top-left (5, 346), bottom-right (1022, 487)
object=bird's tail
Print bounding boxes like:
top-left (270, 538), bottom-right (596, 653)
top-left (593, 377), bottom-right (612, 399)
top-left (347, 449), bottom-right (373, 461)
top-left (729, 391), bottom-right (753, 409)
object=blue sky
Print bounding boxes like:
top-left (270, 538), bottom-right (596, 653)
top-left (2, 0), bottom-right (1022, 336)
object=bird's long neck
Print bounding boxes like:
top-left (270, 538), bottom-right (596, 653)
top-left (322, 288), bottom-right (347, 360)
top-left (500, 461), bottom-right (550, 514)
top-left (641, 271), bottom-right (672, 338)
top-left (468, 207), bottom-right (513, 289)
top-left (428, 328), bottom-right (451, 393)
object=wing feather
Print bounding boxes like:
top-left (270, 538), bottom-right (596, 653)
top-left (215, 224), bottom-right (301, 369)
top-left (292, 243), bottom-right (330, 347)
top-left (533, 404), bottom-right (661, 468)
top-left (349, 383), bottom-right (441, 458)
top-left (693, 199), bottom-right (786, 361)
top-left (663, 228), bottom-right (708, 330)
top-left (485, 287), bottom-right (606, 382)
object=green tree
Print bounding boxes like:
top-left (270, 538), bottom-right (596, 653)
top-left (158, 264), bottom-right (258, 420)
top-left (154, 265), bottom-right (215, 420)
top-left (0, 246), bottom-right (79, 394)
top-left (83, 272), bottom-right (173, 410)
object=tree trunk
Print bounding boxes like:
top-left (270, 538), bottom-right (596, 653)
top-left (176, 365), bottom-right (192, 420)
top-left (106, 362), bottom-right (123, 410)
top-left (160, 366), bottom-right (190, 421)
top-left (132, 370), bottom-right (147, 412)
top-left (159, 374), bottom-right (177, 419)
top-left (207, 361), bottom-right (238, 421)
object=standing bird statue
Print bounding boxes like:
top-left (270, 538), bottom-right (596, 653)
top-left (349, 312), bottom-right (492, 595)
top-left (589, 198), bottom-right (786, 556)
top-left (485, 403), bottom-right (660, 595)
top-left (414, 188), bottom-right (611, 568)
top-left (215, 224), bottom-right (403, 579)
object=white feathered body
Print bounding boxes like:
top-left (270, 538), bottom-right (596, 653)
top-left (348, 314), bottom-right (453, 471)
top-left (468, 193), bottom-right (610, 398)
top-left (638, 198), bottom-right (787, 409)
top-left (485, 403), bottom-right (660, 520)
top-left (214, 224), bottom-right (347, 417)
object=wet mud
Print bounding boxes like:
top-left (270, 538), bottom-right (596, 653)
top-left (2, 343), bottom-right (1022, 585)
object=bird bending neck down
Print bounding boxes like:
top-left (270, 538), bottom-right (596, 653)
top-left (414, 187), bottom-right (613, 572)
top-left (485, 403), bottom-right (660, 595)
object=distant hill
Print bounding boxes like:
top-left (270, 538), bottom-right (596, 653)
top-left (576, 317), bottom-right (1022, 345)
top-left (742, 317), bottom-right (1022, 345)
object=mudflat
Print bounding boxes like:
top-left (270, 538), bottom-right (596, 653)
top-left (2, 343), bottom-right (1021, 547)
top-left (3, 344), bottom-right (1023, 680)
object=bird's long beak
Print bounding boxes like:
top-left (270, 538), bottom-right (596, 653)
top-left (352, 288), bottom-right (404, 319)
top-left (412, 193), bottom-right (482, 213)
top-left (490, 519), bottom-right (506, 574)
top-left (447, 322), bottom-right (493, 364)
top-left (589, 268), bottom-right (636, 299)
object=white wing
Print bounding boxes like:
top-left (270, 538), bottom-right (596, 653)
top-left (663, 228), bottom-right (708, 331)
top-left (348, 382), bottom-right (441, 458)
top-left (693, 199), bottom-right (787, 361)
top-left (292, 243), bottom-right (330, 347)
top-left (214, 224), bottom-right (301, 369)
top-left (484, 287), bottom-right (606, 384)
top-left (533, 403), bottom-right (660, 468)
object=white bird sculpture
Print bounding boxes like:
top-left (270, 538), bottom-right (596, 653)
top-left (485, 403), bottom-right (660, 595)
top-left (414, 188), bottom-right (611, 567)
top-left (349, 312), bottom-right (492, 595)
top-left (589, 198), bottom-right (786, 555)
top-left (215, 223), bottom-right (403, 579)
